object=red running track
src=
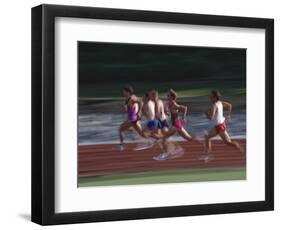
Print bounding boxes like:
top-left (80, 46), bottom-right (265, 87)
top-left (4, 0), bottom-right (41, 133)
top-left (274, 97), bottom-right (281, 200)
top-left (79, 139), bottom-right (246, 177)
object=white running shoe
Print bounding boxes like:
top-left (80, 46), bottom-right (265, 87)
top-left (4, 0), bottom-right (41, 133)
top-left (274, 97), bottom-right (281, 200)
top-left (168, 147), bottom-right (184, 159)
top-left (116, 144), bottom-right (124, 151)
top-left (153, 153), bottom-right (169, 161)
top-left (198, 154), bottom-right (214, 162)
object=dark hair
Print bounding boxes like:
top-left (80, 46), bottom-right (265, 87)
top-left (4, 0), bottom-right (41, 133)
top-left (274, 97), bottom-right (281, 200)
top-left (211, 90), bottom-right (221, 101)
top-left (150, 89), bottom-right (158, 97)
top-left (123, 85), bottom-right (134, 95)
top-left (144, 92), bottom-right (150, 98)
top-left (168, 89), bottom-right (177, 100)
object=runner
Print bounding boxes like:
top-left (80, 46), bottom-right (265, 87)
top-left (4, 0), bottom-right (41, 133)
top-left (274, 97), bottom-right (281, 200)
top-left (150, 89), bottom-right (169, 134)
top-left (201, 90), bottom-right (243, 161)
top-left (134, 92), bottom-right (161, 150)
top-left (163, 89), bottom-right (193, 140)
top-left (143, 92), bottom-right (159, 133)
top-left (118, 85), bottom-right (144, 151)
top-left (153, 89), bottom-right (192, 160)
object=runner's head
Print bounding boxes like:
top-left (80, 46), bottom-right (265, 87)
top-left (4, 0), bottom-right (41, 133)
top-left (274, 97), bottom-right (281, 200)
top-left (123, 85), bottom-right (134, 98)
top-left (150, 89), bottom-right (159, 102)
top-left (142, 92), bottom-right (150, 103)
top-left (167, 89), bottom-right (177, 102)
top-left (210, 90), bottom-right (221, 103)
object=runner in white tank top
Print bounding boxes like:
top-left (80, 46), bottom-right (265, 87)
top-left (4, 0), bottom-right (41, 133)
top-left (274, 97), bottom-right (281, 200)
top-left (214, 101), bottom-right (225, 125)
top-left (150, 90), bottom-right (170, 131)
top-left (153, 89), bottom-right (198, 161)
top-left (201, 90), bottom-right (243, 161)
top-left (158, 99), bottom-right (167, 121)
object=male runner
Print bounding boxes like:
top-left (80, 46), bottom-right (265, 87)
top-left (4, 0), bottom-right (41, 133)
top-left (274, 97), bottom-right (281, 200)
top-left (150, 89), bottom-right (169, 133)
top-left (202, 90), bottom-right (243, 160)
top-left (153, 89), bottom-right (192, 160)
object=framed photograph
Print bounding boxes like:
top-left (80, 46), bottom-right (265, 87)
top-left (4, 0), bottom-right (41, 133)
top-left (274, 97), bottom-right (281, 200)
top-left (31, 4), bottom-right (274, 225)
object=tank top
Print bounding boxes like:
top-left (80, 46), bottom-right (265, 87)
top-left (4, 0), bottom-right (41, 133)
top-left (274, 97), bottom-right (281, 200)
top-left (157, 100), bottom-right (167, 121)
top-left (169, 101), bottom-right (181, 125)
top-left (146, 100), bottom-right (155, 121)
top-left (171, 110), bottom-right (180, 125)
top-left (125, 96), bottom-right (138, 122)
top-left (215, 101), bottom-right (225, 125)
top-left (127, 105), bottom-right (138, 121)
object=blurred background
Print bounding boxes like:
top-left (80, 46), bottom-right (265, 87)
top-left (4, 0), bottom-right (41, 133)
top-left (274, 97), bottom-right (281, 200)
top-left (78, 42), bottom-right (246, 144)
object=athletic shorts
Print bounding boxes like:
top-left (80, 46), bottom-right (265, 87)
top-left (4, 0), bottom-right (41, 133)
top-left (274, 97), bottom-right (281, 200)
top-left (129, 119), bottom-right (140, 124)
top-left (173, 119), bottom-right (183, 129)
top-left (215, 122), bottom-right (226, 133)
top-left (158, 119), bottom-right (169, 129)
top-left (146, 119), bottom-right (159, 130)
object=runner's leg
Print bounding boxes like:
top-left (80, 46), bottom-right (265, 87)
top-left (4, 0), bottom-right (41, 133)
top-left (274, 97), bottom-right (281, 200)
top-left (162, 127), bottom-right (177, 139)
top-left (205, 127), bottom-right (217, 154)
top-left (119, 121), bottom-right (133, 145)
top-left (177, 128), bottom-right (192, 141)
top-left (151, 128), bottom-right (162, 139)
top-left (133, 121), bottom-right (147, 138)
top-left (218, 130), bottom-right (243, 153)
top-left (161, 127), bottom-right (177, 152)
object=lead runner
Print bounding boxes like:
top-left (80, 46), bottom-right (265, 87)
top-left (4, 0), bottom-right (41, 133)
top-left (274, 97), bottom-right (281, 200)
top-left (201, 90), bottom-right (243, 161)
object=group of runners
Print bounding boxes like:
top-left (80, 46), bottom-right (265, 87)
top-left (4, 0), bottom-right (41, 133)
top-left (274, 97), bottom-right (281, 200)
top-left (119, 85), bottom-right (243, 161)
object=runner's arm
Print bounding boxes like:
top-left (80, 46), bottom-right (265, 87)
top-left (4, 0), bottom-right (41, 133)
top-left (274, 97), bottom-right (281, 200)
top-left (206, 104), bottom-right (217, 120)
top-left (131, 95), bottom-right (143, 118)
top-left (173, 102), bottom-right (188, 120)
top-left (122, 104), bottom-right (128, 113)
top-left (222, 101), bottom-right (232, 121)
top-left (164, 102), bottom-right (170, 116)
top-left (136, 100), bottom-right (143, 118)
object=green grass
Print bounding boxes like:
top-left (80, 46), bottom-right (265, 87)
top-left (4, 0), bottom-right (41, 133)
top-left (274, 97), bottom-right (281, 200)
top-left (78, 167), bottom-right (246, 187)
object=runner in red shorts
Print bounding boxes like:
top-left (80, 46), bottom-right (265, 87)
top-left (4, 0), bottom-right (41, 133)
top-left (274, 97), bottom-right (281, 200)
top-left (203, 90), bottom-right (243, 160)
top-left (153, 89), bottom-right (193, 160)
top-left (163, 89), bottom-right (193, 141)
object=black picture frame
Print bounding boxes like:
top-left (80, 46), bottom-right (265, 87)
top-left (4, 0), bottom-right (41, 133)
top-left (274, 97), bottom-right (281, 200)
top-left (31, 4), bottom-right (274, 225)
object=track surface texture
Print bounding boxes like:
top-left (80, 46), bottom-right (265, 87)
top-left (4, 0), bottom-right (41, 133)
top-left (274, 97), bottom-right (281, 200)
top-left (79, 139), bottom-right (246, 177)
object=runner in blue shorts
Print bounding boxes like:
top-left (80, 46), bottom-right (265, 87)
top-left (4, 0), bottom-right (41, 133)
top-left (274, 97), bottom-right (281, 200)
top-left (142, 92), bottom-right (160, 136)
top-left (150, 90), bottom-right (169, 133)
top-left (133, 92), bottom-right (162, 151)
top-left (147, 119), bottom-right (159, 130)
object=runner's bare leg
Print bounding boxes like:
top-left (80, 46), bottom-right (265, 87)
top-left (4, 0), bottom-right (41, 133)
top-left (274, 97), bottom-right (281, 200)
top-left (162, 127), bottom-right (178, 152)
top-left (218, 130), bottom-right (243, 153)
top-left (119, 121), bottom-right (133, 145)
top-left (178, 128), bottom-right (193, 141)
top-left (133, 121), bottom-right (147, 138)
top-left (205, 127), bottom-right (217, 154)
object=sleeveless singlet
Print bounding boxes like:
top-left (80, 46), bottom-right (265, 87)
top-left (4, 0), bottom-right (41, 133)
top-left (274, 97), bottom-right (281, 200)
top-left (171, 110), bottom-right (183, 129)
top-left (157, 100), bottom-right (167, 121)
top-left (125, 96), bottom-right (138, 122)
top-left (214, 101), bottom-right (225, 125)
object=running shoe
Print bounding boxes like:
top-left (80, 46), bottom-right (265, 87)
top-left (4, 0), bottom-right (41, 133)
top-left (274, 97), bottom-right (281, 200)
top-left (153, 153), bottom-right (169, 161)
top-left (198, 154), bottom-right (214, 162)
top-left (168, 146), bottom-right (184, 159)
top-left (116, 144), bottom-right (124, 151)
